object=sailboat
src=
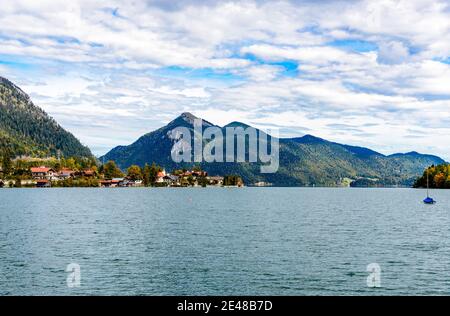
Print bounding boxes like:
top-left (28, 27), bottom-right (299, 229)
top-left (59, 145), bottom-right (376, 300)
top-left (423, 168), bottom-right (436, 204)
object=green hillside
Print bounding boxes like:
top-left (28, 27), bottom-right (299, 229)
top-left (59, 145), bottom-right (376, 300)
top-left (0, 77), bottom-right (92, 158)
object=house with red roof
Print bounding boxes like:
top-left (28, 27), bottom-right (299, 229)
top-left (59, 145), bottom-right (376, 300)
top-left (58, 168), bottom-right (75, 180)
top-left (99, 178), bottom-right (123, 188)
top-left (156, 169), bottom-right (166, 183)
top-left (30, 167), bottom-right (57, 180)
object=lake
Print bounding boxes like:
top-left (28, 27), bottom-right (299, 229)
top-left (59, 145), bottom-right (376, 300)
top-left (1, 187), bottom-right (450, 295)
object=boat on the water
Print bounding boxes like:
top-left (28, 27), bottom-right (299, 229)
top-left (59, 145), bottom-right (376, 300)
top-left (423, 169), bottom-right (436, 204)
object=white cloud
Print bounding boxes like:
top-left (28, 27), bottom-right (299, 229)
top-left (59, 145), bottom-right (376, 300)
top-left (243, 65), bottom-right (283, 82)
top-left (377, 41), bottom-right (410, 64)
top-left (0, 0), bottom-right (450, 159)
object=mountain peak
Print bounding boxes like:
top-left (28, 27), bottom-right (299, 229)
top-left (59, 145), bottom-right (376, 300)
top-left (302, 134), bottom-right (325, 142)
top-left (179, 112), bottom-right (198, 123)
top-left (224, 121), bottom-right (251, 129)
top-left (390, 151), bottom-right (421, 157)
top-left (164, 112), bottom-right (216, 130)
top-left (389, 151), bottom-right (444, 161)
top-left (289, 134), bottom-right (327, 144)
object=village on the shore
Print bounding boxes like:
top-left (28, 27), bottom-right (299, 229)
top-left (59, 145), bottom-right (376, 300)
top-left (0, 157), bottom-right (244, 188)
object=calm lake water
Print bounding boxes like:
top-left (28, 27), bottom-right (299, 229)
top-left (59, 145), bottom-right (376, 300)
top-left (1, 187), bottom-right (450, 296)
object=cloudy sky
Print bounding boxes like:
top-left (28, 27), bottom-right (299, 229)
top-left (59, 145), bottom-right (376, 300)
top-left (1, 0), bottom-right (449, 158)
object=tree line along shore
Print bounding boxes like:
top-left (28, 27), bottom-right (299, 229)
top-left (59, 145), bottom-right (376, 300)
top-left (2, 150), bottom-right (446, 189)
top-left (414, 164), bottom-right (450, 189)
top-left (0, 151), bottom-right (244, 188)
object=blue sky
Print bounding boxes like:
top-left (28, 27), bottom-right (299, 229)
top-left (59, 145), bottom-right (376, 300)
top-left (0, 0), bottom-right (450, 159)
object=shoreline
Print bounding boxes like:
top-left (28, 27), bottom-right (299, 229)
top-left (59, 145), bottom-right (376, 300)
top-left (0, 186), bottom-right (427, 189)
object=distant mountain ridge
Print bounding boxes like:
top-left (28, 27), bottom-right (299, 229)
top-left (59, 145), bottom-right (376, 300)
top-left (0, 76), bottom-right (93, 158)
top-left (101, 112), bottom-right (445, 186)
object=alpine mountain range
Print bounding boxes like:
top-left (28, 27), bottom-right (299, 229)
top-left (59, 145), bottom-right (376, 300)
top-left (0, 76), bottom-right (444, 187)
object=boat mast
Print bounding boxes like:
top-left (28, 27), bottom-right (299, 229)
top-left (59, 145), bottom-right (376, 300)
top-left (427, 168), bottom-right (429, 198)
